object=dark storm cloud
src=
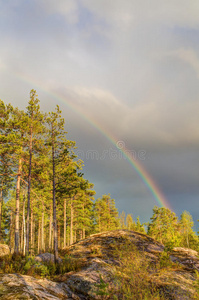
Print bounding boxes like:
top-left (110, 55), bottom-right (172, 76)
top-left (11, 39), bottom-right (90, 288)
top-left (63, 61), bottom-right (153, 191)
top-left (0, 0), bottom-right (199, 228)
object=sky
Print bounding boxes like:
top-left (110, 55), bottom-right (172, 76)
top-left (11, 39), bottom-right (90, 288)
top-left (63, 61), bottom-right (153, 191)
top-left (0, 0), bottom-right (199, 230)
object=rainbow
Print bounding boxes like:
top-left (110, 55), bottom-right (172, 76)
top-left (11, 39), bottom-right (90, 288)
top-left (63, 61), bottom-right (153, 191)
top-left (3, 67), bottom-right (171, 210)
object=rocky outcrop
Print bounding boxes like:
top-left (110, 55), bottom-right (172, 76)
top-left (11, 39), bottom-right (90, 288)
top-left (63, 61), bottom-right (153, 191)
top-left (170, 247), bottom-right (199, 271)
top-left (0, 273), bottom-right (81, 299)
top-left (59, 230), bottom-right (199, 299)
top-left (35, 253), bottom-right (62, 264)
top-left (0, 230), bottom-right (198, 299)
top-left (0, 244), bottom-right (10, 257)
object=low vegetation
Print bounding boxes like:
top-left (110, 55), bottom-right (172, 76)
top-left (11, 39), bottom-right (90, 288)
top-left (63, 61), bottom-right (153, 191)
top-left (0, 230), bottom-right (198, 298)
top-left (0, 91), bottom-right (199, 298)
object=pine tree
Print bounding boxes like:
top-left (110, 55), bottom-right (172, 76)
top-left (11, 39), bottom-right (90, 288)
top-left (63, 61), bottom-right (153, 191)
top-left (135, 216), bottom-right (145, 233)
top-left (179, 211), bottom-right (199, 250)
top-left (0, 100), bottom-right (14, 242)
top-left (26, 89), bottom-right (44, 255)
top-left (46, 105), bottom-right (75, 262)
top-left (126, 214), bottom-right (136, 231)
top-left (0, 92), bottom-right (130, 255)
top-left (94, 195), bottom-right (119, 233)
top-left (147, 206), bottom-right (180, 246)
top-left (119, 211), bottom-right (126, 229)
top-left (8, 106), bottom-right (28, 253)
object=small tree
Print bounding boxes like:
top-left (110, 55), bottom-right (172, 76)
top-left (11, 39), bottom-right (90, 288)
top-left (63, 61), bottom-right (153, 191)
top-left (94, 194), bottom-right (119, 233)
top-left (179, 211), bottom-right (199, 250)
top-left (126, 214), bottom-right (136, 231)
top-left (147, 206), bottom-right (180, 247)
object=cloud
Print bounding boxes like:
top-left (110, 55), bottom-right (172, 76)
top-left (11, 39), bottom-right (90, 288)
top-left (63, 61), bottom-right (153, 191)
top-left (39, 0), bottom-right (79, 24)
top-left (51, 84), bottom-right (199, 149)
top-left (82, 0), bottom-right (199, 29)
top-left (0, 0), bottom-right (199, 228)
top-left (171, 48), bottom-right (199, 78)
top-left (1, 0), bottom-right (199, 150)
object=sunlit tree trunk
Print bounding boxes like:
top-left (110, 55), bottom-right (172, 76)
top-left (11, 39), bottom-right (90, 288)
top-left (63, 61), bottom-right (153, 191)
top-left (9, 209), bottom-right (14, 251)
top-left (38, 220), bottom-right (41, 254)
top-left (26, 121), bottom-right (32, 255)
top-left (21, 199), bottom-right (24, 253)
top-left (22, 194), bottom-right (26, 256)
top-left (33, 219), bottom-right (35, 253)
top-left (70, 197), bottom-right (74, 245)
top-left (74, 229), bottom-right (76, 243)
top-left (30, 207), bottom-right (34, 255)
top-left (63, 199), bottom-right (66, 248)
top-left (0, 183), bottom-right (3, 242)
top-left (49, 203), bottom-right (52, 251)
top-left (15, 158), bottom-right (22, 254)
top-left (58, 223), bottom-right (61, 248)
top-left (82, 203), bottom-right (85, 239)
top-left (52, 132), bottom-right (58, 263)
top-left (41, 201), bottom-right (44, 252)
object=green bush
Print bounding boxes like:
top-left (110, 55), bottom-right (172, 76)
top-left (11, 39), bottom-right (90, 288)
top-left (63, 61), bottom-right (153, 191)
top-left (35, 263), bottom-right (49, 277)
top-left (94, 275), bottom-right (109, 297)
top-left (159, 251), bottom-right (173, 269)
top-left (99, 238), bottom-right (166, 300)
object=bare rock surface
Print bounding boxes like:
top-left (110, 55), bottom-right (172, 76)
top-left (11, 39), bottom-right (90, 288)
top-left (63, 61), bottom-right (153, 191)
top-left (35, 253), bottom-right (62, 264)
top-left (0, 230), bottom-right (199, 299)
top-left (170, 247), bottom-right (199, 272)
top-left (60, 230), bottom-right (199, 299)
top-left (0, 244), bottom-right (10, 257)
top-left (0, 273), bottom-right (80, 299)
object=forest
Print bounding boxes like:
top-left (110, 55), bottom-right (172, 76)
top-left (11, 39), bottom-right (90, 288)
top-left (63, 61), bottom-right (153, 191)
top-left (0, 90), bottom-right (199, 264)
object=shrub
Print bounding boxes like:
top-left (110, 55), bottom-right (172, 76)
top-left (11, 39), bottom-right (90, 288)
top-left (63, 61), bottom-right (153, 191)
top-left (159, 251), bottom-right (173, 269)
top-left (96, 237), bottom-right (166, 300)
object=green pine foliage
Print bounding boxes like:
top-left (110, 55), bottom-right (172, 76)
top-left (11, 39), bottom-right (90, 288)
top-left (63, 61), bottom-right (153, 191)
top-left (147, 206), bottom-right (181, 247)
top-left (0, 91), bottom-right (198, 257)
top-left (179, 211), bottom-right (199, 251)
top-left (94, 194), bottom-right (119, 233)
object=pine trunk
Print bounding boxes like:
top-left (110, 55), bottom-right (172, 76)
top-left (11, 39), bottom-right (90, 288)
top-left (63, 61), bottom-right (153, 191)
top-left (21, 197), bottom-right (24, 254)
top-left (58, 223), bottom-right (61, 248)
top-left (63, 199), bottom-right (66, 248)
top-left (41, 202), bottom-right (44, 252)
top-left (74, 229), bottom-right (76, 243)
top-left (186, 229), bottom-right (189, 248)
top-left (82, 203), bottom-right (85, 240)
top-left (30, 207), bottom-right (33, 255)
top-left (23, 194), bottom-right (26, 256)
top-left (15, 158), bottom-right (22, 254)
top-left (38, 220), bottom-right (41, 254)
top-left (0, 185), bottom-right (3, 242)
top-left (21, 220), bottom-right (23, 252)
top-left (26, 124), bottom-right (32, 255)
top-left (49, 203), bottom-right (52, 251)
top-left (70, 197), bottom-right (73, 245)
top-left (9, 210), bottom-right (14, 251)
top-left (33, 218), bottom-right (35, 252)
top-left (52, 132), bottom-right (59, 263)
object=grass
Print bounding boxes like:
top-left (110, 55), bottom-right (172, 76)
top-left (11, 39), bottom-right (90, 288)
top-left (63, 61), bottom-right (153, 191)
top-left (92, 236), bottom-right (187, 300)
top-left (107, 238), bottom-right (165, 299)
top-left (0, 236), bottom-right (198, 299)
top-left (0, 252), bottom-right (84, 279)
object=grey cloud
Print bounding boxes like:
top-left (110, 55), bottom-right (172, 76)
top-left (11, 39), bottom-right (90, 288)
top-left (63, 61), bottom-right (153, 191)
top-left (82, 0), bottom-right (199, 29)
top-left (0, 0), bottom-right (198, 230)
